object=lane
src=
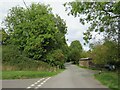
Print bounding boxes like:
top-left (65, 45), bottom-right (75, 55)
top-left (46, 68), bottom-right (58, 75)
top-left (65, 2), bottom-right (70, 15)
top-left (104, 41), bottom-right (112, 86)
top-left (40, 64), bottom-right (108, 88)
top-left (2, 63), bottom-right (109, 89)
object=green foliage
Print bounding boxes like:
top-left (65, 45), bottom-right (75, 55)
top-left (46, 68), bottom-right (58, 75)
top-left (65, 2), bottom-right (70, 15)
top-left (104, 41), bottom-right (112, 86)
top-left (64, 1), bottom-right (120, 43)
top-left (46, 49), bottom-right (65, 69)
top-left (0, 28), bottom-right (9, 45)
top-left (103, 40), bottom-right (119, 66)
top-left (54, 15), bottom-right (67, 34)
top-left (90, 44), bottom-right (108, 64)
top-left (68, 40), bottom-right (82, 64)
top-left (2, 45), bottom-right (57, 71)
top-left (68, 50), bottom-right (80, 64)
top-left (81, 50), bottom-right (88, 58)
top-left (70, 40), bottom-right (83, 52)
top-left (87, 40), bottom-right (119, 66)
top-left (3, 3), bottom-right (68, 67)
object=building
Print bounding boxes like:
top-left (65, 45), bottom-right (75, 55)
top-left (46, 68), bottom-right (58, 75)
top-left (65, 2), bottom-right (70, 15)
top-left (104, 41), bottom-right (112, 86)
top-left (79, 58), bottom-right (92, 67)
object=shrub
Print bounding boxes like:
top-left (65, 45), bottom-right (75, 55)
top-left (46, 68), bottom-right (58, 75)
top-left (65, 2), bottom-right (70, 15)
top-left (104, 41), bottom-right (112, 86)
top-left (46, 49), bottom-right (65, 69)
top-left (2, 45), bottom-right (57, 71)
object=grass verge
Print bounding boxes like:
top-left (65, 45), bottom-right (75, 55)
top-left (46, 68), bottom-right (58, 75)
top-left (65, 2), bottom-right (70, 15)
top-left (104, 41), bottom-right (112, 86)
top-left (79, 65), bottom-right (98, 71)
top-left (95, 71), bottom-right (119, 90)
top-left (79, 65), bottom-right (119, 90)
top-left (2, 70), bottom-right (63, 79)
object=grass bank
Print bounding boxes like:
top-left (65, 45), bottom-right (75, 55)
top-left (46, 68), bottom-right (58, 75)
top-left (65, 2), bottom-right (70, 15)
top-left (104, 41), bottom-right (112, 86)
top-left (2, 70), bottom-right (63, 79)
top-left (95, 71), bottom-right (119, 90)
top-left (2, 45), bottom-right (58, 71)
top-left (2, 45), bottom-right (64, 79)
top-left (79, 65), bottom-right (119, 90)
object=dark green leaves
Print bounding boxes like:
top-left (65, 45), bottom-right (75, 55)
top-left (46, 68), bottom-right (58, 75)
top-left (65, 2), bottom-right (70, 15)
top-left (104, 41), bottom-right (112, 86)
top-left (100, 27), bottom-right (104, 32)
top-left (68, 40), bottom-right (83, 64)
top-left (3, 3), bottom-right (68, 68)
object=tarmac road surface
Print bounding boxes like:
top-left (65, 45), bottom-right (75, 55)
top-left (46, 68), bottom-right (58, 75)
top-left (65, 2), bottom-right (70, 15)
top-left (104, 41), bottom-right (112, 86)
top-left (2, 63), bottom-right (109, 89)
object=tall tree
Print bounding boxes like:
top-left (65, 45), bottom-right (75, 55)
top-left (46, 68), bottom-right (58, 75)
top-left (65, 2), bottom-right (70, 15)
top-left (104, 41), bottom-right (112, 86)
top-left (3, 3), bottom-right (67, 63)
top-left (68, 40), bottom-right (82, 64)
top-left (64, 1), bottom-right (120, 43)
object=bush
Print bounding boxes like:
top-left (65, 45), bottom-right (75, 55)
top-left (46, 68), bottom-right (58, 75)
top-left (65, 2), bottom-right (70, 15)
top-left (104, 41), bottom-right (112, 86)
top-left (46, 49), bottom-right (65, 69)
top-left (2, 45), bottom-right (57, 71)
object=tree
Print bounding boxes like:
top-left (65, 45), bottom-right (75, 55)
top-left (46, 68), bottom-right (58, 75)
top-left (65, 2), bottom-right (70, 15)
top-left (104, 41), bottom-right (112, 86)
top-left (103, 40), bottom-right (119, 65)
top-left (3, 3), bottom-right (67, 65)
top-left (90, 44), bottom-right (108, 65)
top-left (46, 49), bottom-right (65, 69)
top-left (68, 40), bottom-right (82, 64)
top-left (53, 15), bottom-right (68, 61)
top-left (81, 50), bottom-right (88, 58)
top-left (0, 28), bottom-right (9, 45)
top-left (89, 40), bottom-right (118, 66)
top-left (64, 1), bottom-right (120, 43)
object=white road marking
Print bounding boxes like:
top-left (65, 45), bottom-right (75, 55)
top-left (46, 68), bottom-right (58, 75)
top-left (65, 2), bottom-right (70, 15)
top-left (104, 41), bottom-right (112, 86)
top-left (40, 82), bottom-right (44, 85)
top-left (27, 78), bottom-right (45, 89)
top-left (31, 84), bottom-right (35, 86)
top-left (35, 77), bottom-right (51, 89)
top-left (37, 85), bottom-right (41, 87)
top-left (27, 87), bottom-right (31, 89)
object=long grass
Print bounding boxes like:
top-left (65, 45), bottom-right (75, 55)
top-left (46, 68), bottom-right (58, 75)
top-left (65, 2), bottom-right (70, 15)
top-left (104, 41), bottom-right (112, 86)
top-left (2, 45), bottom-right (57, 71)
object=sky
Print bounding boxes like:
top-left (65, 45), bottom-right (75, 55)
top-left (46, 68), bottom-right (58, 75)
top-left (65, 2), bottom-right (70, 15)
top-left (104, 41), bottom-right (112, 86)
top-left (0, 0), bottom-right (103, 51)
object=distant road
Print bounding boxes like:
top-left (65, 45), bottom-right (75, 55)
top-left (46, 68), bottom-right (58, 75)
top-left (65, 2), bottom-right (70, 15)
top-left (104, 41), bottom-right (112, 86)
top-left (2, 63), bottom-right (109, 89)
